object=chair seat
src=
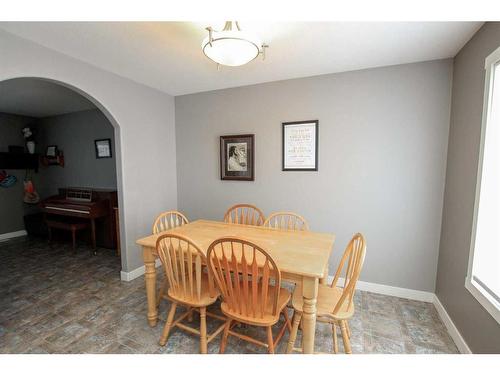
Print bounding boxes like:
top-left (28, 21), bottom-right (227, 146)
top-left (221, 286), bottom-right (291, 326)
top-left (292, 283), bottom-right (354, 320)
top-left (167, 273), bottom-right (220, 307)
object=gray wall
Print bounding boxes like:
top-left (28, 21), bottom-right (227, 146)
top-left (0, 112), bottom-right (36, 234)
top-left (436, 22), bottom-right (500, 353)
top-left (36, 109), bottom-right (116, 199)
top-left (176, 59), bottom-right (453, 292)
top-left (0, 29), bottom-right (177, 272)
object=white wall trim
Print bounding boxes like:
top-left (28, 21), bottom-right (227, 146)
top-left (433, 295), bottom-right (472, 354)
top-left (120, 258), bottom-right (161, 281)
top-left (355, 279), bottom-right (435, 302)
top-left (463, 44), bottom-right (500, 326)
top-left (328, 276), bottom-right (435, 302)
top-left (0, 230), bottom-right (27, 242)
top-left (329, 276), bottom-right (470, 352)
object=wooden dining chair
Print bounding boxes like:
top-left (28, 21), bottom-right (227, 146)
top-left (207, 237), bottom-right (292, 354)
top-left (286, 233), bottom-right (366, 354)
top-left (263, 212), bottom-right (310, 306)
top-left (263, 212), bottom-right (309, 231)
top-left (152, 210), bottom-right (189, 306)
top-left (156, 233), bottom-right (226, 353)
top-left (223, 204), bottom-right (265, 226)
top-left (152, 210), bottom-right (189, 234)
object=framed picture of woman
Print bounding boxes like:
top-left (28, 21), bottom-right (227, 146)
top-left (220, 134), bottom-right (255, 181)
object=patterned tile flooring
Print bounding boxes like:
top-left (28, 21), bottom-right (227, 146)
top-left (0, 236), bottom-right (459, 354)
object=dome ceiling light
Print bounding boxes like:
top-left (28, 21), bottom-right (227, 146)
top-left (202, 21), bottom-right (268, 68)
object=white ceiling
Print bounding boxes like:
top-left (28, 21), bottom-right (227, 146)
top-left (0, 78), bottom-right (96, 117)
top-left (0, 22), bottom-right (483, 96)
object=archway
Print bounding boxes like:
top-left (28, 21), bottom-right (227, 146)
top-left (0, 76), bottom-right (127, 273)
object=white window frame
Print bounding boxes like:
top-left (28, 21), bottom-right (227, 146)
top-left (465, 45), bottom-right (500, 325)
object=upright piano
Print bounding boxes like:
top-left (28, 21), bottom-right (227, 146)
top-left (39, 187), bottom-right (118, 250)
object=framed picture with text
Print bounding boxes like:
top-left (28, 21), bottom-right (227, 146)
top-left (282, 120), bottom-right (318, 171)
top-left (220, 134), bottom-right (255, 181)
top-left (95, 138), bottom-right (112, 159)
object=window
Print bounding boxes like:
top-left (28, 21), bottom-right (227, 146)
top-left (466, 45), bottom-right (500, 324)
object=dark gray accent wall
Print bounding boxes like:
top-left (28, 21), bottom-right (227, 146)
top-left (175, 59), bottom-right (453, 292)
top-left (0, 112), bottom-right (36, 235)
top-left (36, 109), bottom-right (117, 199)
top-left (436, 22), bottom-right (500, 353)
top-left (0, 109), bottom-right (116, 236)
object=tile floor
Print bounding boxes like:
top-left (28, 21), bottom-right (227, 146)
top-left (0, 236), bottom-right (459, 354)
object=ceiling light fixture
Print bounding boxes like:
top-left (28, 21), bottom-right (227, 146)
top-left (202, 21), bottom-right (268, 68)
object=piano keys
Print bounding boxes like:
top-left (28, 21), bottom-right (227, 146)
top-left (40, 187), bottom-right (118, 251)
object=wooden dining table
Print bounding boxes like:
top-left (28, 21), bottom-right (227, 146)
top-left (136, 219), bottom-right (335, 354)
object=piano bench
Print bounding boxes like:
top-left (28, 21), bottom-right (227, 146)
top-left (45, 219), bottom-right (90, 253)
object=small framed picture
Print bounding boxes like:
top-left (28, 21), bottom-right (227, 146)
top-left (282, 120), bottom-right (319, 171)
top-left (95, 138), bottom-right (112, 159)
top-left (46, 145), bottom-right (58, 157)
top-left (220, 134), bottom-right (254, 181)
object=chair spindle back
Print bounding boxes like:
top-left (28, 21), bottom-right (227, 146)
top-left (263, 212), bottom-right (309, 231)
top-left (156, 234), bottom-right (210, 302)
top-left (330, 233), bottom-right (366, 315)
top-left (207, 237), bottom-right (281, 319)
top-left (152, 210), bottom-right (188, 234)
top-left (223, 204), bottom-right (265, 226)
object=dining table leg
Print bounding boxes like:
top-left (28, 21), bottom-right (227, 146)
top-left (319, 264), bottom-right (329, 285)
top-left (301, 276), bottom-right (319, 354)
top-left (143, 246), bottom-right (158, 327)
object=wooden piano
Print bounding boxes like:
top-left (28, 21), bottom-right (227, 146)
top-left (40, 187), bottom-right (118, 252)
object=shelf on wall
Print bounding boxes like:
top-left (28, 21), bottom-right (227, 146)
top-left (0, 152), bottom-right (39, 172)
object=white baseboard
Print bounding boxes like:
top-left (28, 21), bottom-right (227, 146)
top-left (120, 258), bottom-right (161, 281)
top-left (433, 295), bottom-right (472, 354)
top-left (329, 276), bottom-right (470, 352)
top-left (0, 230), bottom-right (27, 242)
top-left (355, 279), bottom-right (436, 302)
top-left (328, 276), bottom-right (435, 303)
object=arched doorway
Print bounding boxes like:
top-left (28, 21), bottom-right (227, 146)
top-left (0, 76), bottom-right (126, 272)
